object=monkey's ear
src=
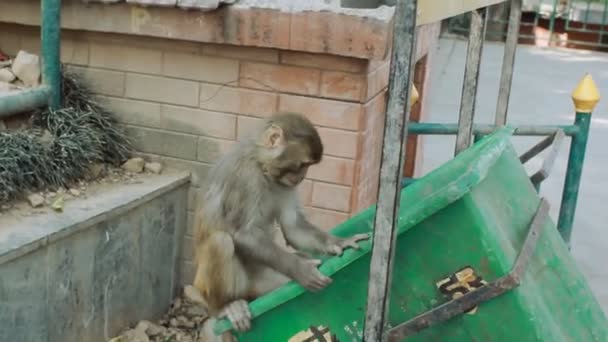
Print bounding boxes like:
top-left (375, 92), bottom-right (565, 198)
top-left (260, 124), bottom-right (285, 148)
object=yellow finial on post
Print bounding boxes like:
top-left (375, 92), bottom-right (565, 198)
top-left (410, 83), bottom-right (419, 108)
top-left (572, 73), bottom-right (600, 113)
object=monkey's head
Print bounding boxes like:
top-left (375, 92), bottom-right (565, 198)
top-left (256, 112), bottom-right (323, 188)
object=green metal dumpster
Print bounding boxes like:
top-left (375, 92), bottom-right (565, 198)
top-left (214, 127), bottom-right (608, 341)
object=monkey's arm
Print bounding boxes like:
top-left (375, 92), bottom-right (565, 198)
top-left (279, 208), bottom-right (335, 254)
top-left (280, 207), bottom-right (369, 256)
top-left (233, 226), bottom-right (332, 291)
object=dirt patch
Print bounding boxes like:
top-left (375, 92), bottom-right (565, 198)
top-left (0, 157), bottom-right (163, 218)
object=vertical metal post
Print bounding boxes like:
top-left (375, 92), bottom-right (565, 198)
top-left (548, 0), bottom-right (559, 46)
top-left (455, 7), bottom-right (488, 155)
top-left (362, 0), bottom-right (417, 340)
top-left (41, 0), bottom-right (62, 110)
top-left (495, 0), bottom-right (522, 126)
top-left (557, 74), bottom-right (600, 246)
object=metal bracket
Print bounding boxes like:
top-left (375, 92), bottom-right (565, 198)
top-left (387, 198), bottom-right (550, 341)
top-left (519, 129), bottom-right (565, 186)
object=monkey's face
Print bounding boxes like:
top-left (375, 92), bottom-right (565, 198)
top-left (272, 144), bottom-right (316, 188)
top-left (258, 112), bottom-right (324, 188)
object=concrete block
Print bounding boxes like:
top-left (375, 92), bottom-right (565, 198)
top-left (68, 66), bottom-right (126, 97)
top-left (96, 96), bottom-right (162, 128)
top-left (199, 83), bottom-right (278, 117)
top-left (125, 73), bottom-right (199, 107)
top-left (307, 156), bottom-right (356, 186)
top-left (91, 219), bottom-right (141, 337)
top-left (46, 228), bottom-right (101, 341)
top-left (163, 52), bottom-right (238, 84)
top-left (311, 182), bottom-right (352, 212)
top-left (90, 43), bottom-right (162, 74)
top-left (161, 105), bottom-right (236, 139)
top-left (203, 43), bottom-right (279, 63)
top-left (278, 94), bottom-right (362, 131)
top-left (240, 62), bottom-right (320, 96)
top-left (0, 248), bottom-right (49, 342)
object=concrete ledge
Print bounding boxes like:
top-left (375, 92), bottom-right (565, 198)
top-left (0, 171), bottom-right (190, 341)
top-left (0, 0), bottom-right (394, 60)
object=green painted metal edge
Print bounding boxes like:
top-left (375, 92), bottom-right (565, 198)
top-left (214, 127), bottom-right (516, 335)
top-left (409, 122), bottom-right (579, 136)
top-left (558, 112), bottom-right (591, 245)
top-left (41, 0), bottom-right (62, 110)
top-left (0, 87), bottom-right (50, 118)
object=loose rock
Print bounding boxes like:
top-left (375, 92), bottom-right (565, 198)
top-left (27, 194), bottom-right (45, 208)
top-left (11, 50), bottom-right (40, 87)
top-left (183, 285), bottom-right (205, 305)
top-left (144, 162), bottom-right (163, 174)
top-left (87, 163), bottom-right (106, 180)
top-left (0, 68), bottom-right (15, 83)
top-left (184, 305), bottom-right (207, 318)
top-left (69, 188), bottom-right (81, 197)
top-left (170, 318), bottom-right (179, 327)
top-left (122, 157), bottom-right (145, 173)
top-left (123, 328), bottom-right (149, 342)
top-left (144, 321), bottom-right (166, 337)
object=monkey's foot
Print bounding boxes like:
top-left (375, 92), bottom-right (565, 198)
top-left (220, 299), bottom-right (252, 332)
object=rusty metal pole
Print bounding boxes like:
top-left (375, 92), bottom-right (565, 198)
top-left (362, 0), bottom-right (418, 340)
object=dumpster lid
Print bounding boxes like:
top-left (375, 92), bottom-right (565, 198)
top-left (214, 127), bottom-right (515, 334)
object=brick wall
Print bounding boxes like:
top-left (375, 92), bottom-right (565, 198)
top-left (0, 21), bottom-right (439, 286)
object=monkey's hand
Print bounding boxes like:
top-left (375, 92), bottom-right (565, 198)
top-left (326, 233), bottom-right (370, 256)
top-left (292, 258), bottom-right (332, 292)
top-left (219, 299), bottom-right (252, 332)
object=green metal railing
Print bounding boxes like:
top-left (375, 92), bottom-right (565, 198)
top-left (0, 0), bottom-right (62, 118)
top-left (409, 0), bottom-right (601, 248)
top-left (449, 0), bottom-right (608, 49)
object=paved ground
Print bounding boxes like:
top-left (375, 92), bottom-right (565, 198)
top-left (420, 37), bottom-right (608, 312)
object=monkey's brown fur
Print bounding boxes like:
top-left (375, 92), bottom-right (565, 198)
top-left (192, 112), bottom-right (368, 336)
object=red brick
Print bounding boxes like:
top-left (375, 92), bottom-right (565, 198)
top-left (307, 156), bottom-right (355, 186)
top-left (316, 127), bottom-right (359, 159)
top-left (320, 71), bottom-right (366, 102)
top-left (366, 61), bottom-right (390, 101)
top-left (240, 62), bottom-right (320, 96)
top-left (279, 94), bottom-right (362, 131)
top-left (304, 207), bottom-right (349, 231)
top-left (311, 182), bottom-right (352, 212)
top-left (203, 43), bottom-right (279, 63)
top-left (361, 90), bottom-right (387, 132)
top-left (280, 51), bottom-right (367, 73)
top-left (199, 84), bottom-right (278, 117)
top-left (290, 11), bottom-right (391, 60)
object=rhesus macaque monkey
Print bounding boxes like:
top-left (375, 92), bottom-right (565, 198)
top-left (192, 112), bottom-right (368, 336)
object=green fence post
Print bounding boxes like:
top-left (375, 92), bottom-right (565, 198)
top-left (557, 74), bottom-right (600, 246)
top-left (41, 0), bottom-right (62, 110)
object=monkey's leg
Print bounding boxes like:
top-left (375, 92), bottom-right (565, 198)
top-left (193, 231), bottom-right (252, 332)
top-left (247, 263), bottom-right (291, 298)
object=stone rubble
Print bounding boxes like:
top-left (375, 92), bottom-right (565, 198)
top-left (11, 50), bottom-right (41, 87)
top-left (109, 287), bottom-right (210, 342)
top-left (0, 49), bottom-right (41, 96)
top-left (122, 157), bottom-right (146, 173)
